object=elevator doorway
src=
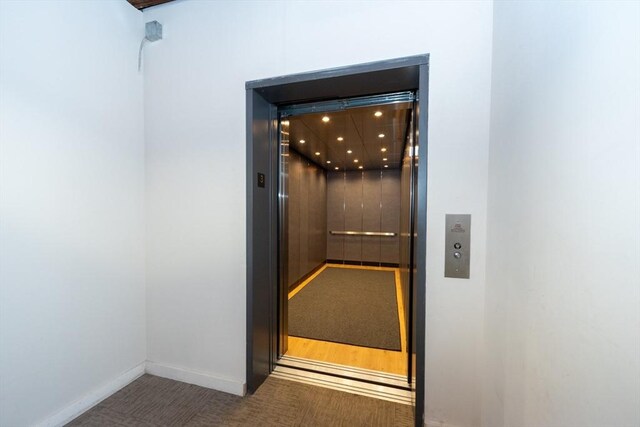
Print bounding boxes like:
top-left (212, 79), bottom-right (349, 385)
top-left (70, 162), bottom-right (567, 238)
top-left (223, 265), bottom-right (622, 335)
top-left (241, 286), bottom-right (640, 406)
top-left (275, 95), bottom-right (417, 398)
top-left (246, 55), bottom-right (428, 427)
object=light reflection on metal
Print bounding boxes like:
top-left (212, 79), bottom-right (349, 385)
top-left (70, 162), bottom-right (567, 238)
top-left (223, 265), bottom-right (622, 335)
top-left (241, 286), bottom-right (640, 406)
top-left (330, 231), bottom-right (397, 237)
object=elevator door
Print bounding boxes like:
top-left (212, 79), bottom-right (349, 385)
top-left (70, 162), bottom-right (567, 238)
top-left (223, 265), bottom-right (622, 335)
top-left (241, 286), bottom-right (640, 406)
top-left (276, 93), bottom-right (418, 388)
top-left (246, 55), bottom-right (429, 427)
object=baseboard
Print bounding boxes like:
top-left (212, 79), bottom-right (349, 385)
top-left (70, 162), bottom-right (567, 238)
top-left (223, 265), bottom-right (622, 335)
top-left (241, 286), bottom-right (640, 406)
top-left (288, 261), bottom-right (326, 292)
top-left (425, 420), bottom-right (463, 427)
top-left (35, 362), bottom-right (145, 427)
top-left (145, 361), bottom-right (246, 396)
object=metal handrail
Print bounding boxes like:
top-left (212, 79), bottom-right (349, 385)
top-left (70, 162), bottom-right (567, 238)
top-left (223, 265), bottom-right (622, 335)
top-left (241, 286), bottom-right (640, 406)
top-left (329, 231), bottom-right (397, 237)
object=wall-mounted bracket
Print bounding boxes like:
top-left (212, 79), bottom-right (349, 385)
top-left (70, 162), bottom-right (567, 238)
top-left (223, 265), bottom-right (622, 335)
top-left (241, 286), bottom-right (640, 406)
top-left (145, 21), bottom-right (163, 42)
top-left (138, 21), bottom-right (163, 71)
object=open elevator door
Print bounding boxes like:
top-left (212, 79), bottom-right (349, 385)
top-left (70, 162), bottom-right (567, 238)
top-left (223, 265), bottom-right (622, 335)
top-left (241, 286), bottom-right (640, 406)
top-left (276, 92), bottom-right (417, 367)
top-left (273, 102), bottom-right (418, 410)
top-left (246, 55), bottom-right (428, 427)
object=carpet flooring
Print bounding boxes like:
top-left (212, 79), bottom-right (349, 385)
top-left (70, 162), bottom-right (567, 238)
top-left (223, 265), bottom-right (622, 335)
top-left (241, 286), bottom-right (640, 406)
top-left (289, 267), bottom-right (401, 351)
top-left (67, 374), bottom-right (413, 426)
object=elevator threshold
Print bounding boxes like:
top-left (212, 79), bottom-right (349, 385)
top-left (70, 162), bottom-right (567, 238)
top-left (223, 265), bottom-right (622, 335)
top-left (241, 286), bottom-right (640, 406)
top-left (273, 355), bottom-right (413, 405)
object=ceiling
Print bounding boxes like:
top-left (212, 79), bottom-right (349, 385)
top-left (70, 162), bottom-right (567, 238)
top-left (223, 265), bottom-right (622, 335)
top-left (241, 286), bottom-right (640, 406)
top-left (128, 0), bottom-right (174, 10)
top-left (284, 102), bottom-right (412, 172)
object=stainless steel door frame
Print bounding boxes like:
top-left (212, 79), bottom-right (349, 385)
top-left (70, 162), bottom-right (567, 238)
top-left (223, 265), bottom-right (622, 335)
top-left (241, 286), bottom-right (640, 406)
top-left (246, 90), bottom-right (279, 394)
top-left (246, 55), bottom-right (429, 427)
top-left (277, 118), bottom-right (289, 357)
top-left (279, 91), bottom-right (416, 118)
top-left (414, 66), bottom-right (429, 426)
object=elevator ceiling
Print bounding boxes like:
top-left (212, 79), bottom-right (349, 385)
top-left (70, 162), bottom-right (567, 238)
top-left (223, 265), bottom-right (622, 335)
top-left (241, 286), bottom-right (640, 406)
top-left (284, 101), bottom-right (412, 171)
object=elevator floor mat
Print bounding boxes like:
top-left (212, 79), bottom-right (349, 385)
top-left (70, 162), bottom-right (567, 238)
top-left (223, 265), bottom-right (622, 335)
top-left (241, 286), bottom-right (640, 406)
top-left (289, 267), bottom-right (401, 351)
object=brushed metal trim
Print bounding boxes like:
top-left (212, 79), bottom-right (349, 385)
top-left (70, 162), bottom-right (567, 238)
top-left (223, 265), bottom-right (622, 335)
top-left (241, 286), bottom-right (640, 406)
top-left (330, 231), bottom-right (397, 237)
top-left (278, 355), bottom-right (409, 389)
top-left (247, 55), bottom-right (430, 427)
top-left (246, 54), bottom-right (428, 90)
top-left (279, 91), bottom-right (415, 117)
top-left (272, 366), bottom-right (413, 405)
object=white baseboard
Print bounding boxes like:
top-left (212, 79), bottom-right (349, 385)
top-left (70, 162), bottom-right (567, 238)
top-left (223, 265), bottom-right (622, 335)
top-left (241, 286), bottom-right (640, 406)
top-left (35, 362), bottom-right (146, 427)
top-left (145, 361), bottom-right (246, 396)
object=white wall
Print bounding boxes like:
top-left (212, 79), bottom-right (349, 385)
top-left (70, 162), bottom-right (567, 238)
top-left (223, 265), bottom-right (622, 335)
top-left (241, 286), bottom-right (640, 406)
top-left (143, 1), bottom-right (492, 425)
top-left (485, 1), bottom-right (640, 426)
top-left (3, 2), bottom-right (636, 426)
top-left (0, 1), bottom-right (145, 425)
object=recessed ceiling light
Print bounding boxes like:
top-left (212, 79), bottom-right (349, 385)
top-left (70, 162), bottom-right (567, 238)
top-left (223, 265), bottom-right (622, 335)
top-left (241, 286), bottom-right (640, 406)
top-left (353, 159), bottom-right (359, 163)
top-left (378, 133), bottom-right (385, 138)
top-left (322, 116), bottom-right (330, 123)
top-left (334, 166), bottom-right (339, 170)
top-left (374, 111), bottom-right (382, 117)
top-left (326, 160), bottom-right (331, 164)
top-left (337, 137), bottom-right (343, 141)
top-left (299, 139), bottom-right (306, 144)
top-left (347, 150), bottom-right (353, 154)
top-left (358, 166), bottom-right (363, 169)
top-left (315, 152), bottom-right (321, 156)
top-left (382, 157), bottom-right (387, 161)
top-left (381, 147), bottom-right (387, 152)
top-left (384, 165), bottom-right (389, 168)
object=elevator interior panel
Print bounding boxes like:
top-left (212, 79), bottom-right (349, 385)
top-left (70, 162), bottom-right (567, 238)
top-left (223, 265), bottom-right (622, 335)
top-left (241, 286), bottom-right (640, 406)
top-left (282, 95), bottom-right (414, 268)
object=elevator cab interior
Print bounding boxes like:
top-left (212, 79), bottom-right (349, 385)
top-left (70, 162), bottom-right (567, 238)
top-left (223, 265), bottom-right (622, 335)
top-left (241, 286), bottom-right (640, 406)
top-left (276, 92), bottom-right (418, 396)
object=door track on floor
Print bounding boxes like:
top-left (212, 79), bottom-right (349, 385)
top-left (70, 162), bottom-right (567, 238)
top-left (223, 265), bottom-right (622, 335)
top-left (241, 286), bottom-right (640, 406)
top-left (274, 355), bottom-right (413, 405)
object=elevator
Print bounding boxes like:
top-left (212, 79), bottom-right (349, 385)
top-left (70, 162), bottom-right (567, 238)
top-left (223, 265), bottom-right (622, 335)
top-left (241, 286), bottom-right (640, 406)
top-left (274, 94), bottom-right (418, 401)
top-left (246, 55), bottom-right (428, 427)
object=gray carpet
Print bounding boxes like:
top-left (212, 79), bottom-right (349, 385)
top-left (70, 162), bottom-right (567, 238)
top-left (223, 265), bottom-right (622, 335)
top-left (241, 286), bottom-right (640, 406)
top-left (289, 267), bottom-right (401, 351)
top-left (67, 374), bottom-right (413, 426)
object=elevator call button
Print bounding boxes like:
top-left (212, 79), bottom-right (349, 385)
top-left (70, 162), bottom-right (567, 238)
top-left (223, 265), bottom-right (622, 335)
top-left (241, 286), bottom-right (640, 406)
top-left (445, 214), bottom-right (471, 279)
